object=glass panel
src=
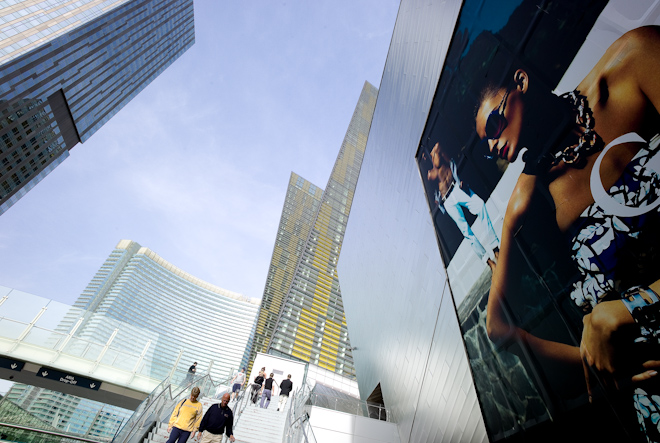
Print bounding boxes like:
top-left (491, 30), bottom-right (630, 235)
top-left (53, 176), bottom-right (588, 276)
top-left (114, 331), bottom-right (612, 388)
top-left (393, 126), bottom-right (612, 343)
top-left (0, 318), bottom-right (25, 339)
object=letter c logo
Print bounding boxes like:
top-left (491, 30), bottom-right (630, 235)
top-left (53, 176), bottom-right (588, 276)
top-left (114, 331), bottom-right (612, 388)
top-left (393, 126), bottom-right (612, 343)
top-left (590, 132), bottom-right (660, 217)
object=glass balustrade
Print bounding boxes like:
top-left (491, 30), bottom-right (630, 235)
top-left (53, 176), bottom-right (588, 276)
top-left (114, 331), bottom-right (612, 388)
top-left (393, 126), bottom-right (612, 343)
top-left (0, 318), bottom-right (25, 340)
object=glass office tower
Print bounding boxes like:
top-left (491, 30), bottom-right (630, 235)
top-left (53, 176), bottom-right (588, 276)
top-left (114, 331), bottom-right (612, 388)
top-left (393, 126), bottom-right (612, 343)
top-left (250, 82), bottom-right (378, 379)
top-left (58, 240), bottom-right (260, 382)
top-left (0, 0), bottom-right (132, 65)
top-left (245, 172), bottom-right (324, 376)
top-left (0, 0), bottom-right (195, 214)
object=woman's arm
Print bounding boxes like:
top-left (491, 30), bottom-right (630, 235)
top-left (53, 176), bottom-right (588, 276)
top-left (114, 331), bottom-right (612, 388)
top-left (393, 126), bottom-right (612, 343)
top-left (487, 175), bottom-right (582, 366)
top-left (581, 280), bottom-right (660, 393)
top-left (486, 178), bottom-right (528, 342)
top-left (626, 27), bottom-right (660, 116)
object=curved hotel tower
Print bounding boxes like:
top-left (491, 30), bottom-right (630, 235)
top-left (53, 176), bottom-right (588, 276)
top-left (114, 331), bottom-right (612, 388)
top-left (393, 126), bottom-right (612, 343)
top-left (58, 240), bottom-right (259, 381)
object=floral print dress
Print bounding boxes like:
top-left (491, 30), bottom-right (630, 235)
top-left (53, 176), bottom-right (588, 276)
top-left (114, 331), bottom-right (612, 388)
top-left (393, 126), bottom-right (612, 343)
top-left (569, 138), bottom-right (660, 442)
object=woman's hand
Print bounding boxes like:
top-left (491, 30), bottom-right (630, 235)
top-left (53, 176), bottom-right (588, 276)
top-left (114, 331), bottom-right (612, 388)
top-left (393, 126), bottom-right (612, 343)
top-left (580, 300), bottom-right (634, 399)
top-left (632, 361), bottom-right (660, 383)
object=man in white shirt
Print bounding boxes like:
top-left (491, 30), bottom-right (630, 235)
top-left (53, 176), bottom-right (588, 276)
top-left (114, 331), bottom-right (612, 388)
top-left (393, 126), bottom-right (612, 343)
top-left (230, 367), bottom-right (245, 401)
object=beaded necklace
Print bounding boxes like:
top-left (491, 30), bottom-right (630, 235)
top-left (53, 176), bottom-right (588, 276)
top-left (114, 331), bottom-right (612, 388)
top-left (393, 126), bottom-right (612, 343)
top-left (524, 89), bottom-right (604, 175)
top-left (551, 90), bottom-right (603, 167)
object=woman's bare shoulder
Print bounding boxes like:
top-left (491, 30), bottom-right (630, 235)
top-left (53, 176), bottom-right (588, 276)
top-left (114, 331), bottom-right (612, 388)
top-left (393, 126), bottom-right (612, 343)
top-left (621, 25), bottom-right (660, 43)
top-left (503, 174), bottom-right (537, 231)
top-left (608, 25), bottom-right (660, 58)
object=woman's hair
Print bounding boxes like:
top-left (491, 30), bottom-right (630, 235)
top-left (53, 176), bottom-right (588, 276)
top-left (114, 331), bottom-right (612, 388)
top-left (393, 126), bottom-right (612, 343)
top-left (472, 57), bottom-right (537, 120)
top-left (475, 82), bottom-right (504, 119)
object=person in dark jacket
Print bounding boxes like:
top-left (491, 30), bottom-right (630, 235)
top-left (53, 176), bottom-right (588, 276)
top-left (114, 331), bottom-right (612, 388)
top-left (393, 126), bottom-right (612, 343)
top-left (194, 393), bottom-right (235, 443)
top-left (277, 374), bottom-right (293, 412)
top-left (184, 362), bottom-right (197, 385)
top-left (250, 369), bottom-right (265, 405)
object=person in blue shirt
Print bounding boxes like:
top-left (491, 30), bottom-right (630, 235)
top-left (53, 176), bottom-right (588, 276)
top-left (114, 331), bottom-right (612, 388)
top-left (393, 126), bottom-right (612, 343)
top-left (425, 142), bottom-right (499, 270)
top-left (194, 393), bottom-right (235, 443)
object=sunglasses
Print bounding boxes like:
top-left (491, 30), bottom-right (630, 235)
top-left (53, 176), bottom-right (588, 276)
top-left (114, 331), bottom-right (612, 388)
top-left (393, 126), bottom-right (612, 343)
top-left (482, 88), bottom-right (511, 160)
top-left (485, 88), bottom-right (511, 139)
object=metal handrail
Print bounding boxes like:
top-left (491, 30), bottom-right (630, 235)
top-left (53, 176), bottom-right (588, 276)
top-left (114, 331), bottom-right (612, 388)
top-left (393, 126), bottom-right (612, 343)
top-left (283, 382), bottom-right (315, 443)
top-left (281, 381), bottom-right (390, 443)
top-left (285, 409), bottom-right (317, 443)
top-left (306, 392), bottom-right (390, 421)
top-left (287, 411), bottom-right (309, 429)
top-left (300, 418), bottom-right (317, 443)
top-left (112, 372), bottom-right (232, 443)
top-left (218, 386), bottom-right (251, 443)
top-left (0, 421), bottom-right (108, 442)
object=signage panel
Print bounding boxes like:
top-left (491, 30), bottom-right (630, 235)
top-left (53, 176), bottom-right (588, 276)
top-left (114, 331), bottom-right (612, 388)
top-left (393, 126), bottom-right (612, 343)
top-left (36, 367), bottom-right (101, 391)
top-left (0, 356), bottom-right (24, 372)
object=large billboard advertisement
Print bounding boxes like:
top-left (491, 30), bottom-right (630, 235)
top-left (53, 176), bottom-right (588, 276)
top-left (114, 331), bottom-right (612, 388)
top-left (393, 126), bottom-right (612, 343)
top-left (416, 1), bottom-right (660, 441)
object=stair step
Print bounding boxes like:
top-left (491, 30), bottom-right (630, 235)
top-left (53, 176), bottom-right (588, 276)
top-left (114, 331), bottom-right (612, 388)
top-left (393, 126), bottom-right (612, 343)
top-left (231, 403), bottom-right (288, 443)
top-left (142, 396), bottom-right (291, 443)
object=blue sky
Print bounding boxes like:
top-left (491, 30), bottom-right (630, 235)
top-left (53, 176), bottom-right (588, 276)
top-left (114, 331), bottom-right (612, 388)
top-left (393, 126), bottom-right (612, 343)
top-left (0, 1), bottom-right (399, 306)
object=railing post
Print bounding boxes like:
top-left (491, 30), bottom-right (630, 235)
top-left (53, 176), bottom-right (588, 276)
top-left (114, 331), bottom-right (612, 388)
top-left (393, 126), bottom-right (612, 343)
top-left (57, 317), bottom-right (83, 351)
top-left (168, 349), bottom-right (184, 381)
top-left (132, 340), bottom-right (152, 374)
top-left (82, 341), bottom-right (92, 359)
top-left (0, 295), bottom-right (9, 312)
top-left (8, 306), bottom-right (47, 353)
top-left (49, 316), bottom-right (84, 364)
top-left (90, 328), bottom-right (118, 374)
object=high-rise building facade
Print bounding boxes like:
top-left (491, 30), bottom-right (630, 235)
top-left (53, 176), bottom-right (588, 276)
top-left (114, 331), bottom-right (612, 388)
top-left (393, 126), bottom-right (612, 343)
top-left (245, 172), bottom-right (323, 376)
top-left (249, 82), bottom-right (378, 379)
top-left (339, 1), bottom-right (660, 443)
top-left (58, 240), bottom-right (260, 382)
top-left (0, 0), bottom-right (132, 65)
top-left (4, 384), bottom-right (131, 440)
top-left (0, 0), bottom-right (194, 214)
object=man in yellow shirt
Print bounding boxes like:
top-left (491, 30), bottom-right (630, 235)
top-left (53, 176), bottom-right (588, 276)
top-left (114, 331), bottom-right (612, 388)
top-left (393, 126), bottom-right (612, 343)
top-left (166, 386), bottom-right (203, 443)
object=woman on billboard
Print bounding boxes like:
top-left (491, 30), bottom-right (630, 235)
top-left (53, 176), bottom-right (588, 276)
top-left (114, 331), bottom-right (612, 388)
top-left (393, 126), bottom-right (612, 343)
top-left (475, 25), bottom-right (660, 440)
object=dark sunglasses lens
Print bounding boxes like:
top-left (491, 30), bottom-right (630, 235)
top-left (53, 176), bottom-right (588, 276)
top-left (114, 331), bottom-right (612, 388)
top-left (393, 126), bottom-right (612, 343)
top-left (485, 111), bottom-right (506, 139)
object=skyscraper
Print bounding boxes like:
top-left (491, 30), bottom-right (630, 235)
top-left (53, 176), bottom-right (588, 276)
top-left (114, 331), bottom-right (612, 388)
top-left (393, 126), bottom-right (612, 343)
top-left (248, 82), bottom-right (378, 378)
top-left (245, 172), bottom-right (324, 375)
top-left (58, 240), bottom-right (260, 381)
top-left (0, 0), bottom-right (195, 214)
top-left (0, 0), bottom-right (133, 65)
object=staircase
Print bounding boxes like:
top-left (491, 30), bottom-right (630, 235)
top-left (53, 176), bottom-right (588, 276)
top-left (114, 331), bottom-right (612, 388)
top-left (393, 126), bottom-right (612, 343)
top-left (143, 422), bottom-right (169, 442)
top-left (233, 400), bottom-right (288, 443)
top-left (141, 395), bottom-right (289, 443)
top-left (142, 396), bottom-right (223, 442)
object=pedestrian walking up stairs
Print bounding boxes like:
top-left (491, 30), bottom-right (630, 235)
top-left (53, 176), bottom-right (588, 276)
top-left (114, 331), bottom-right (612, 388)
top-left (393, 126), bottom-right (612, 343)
top-left (232, 401), bottom-right (289, 443)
